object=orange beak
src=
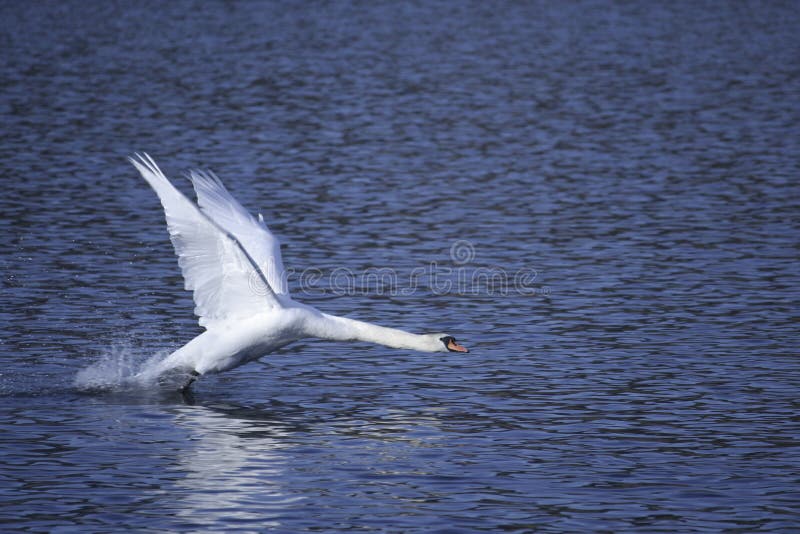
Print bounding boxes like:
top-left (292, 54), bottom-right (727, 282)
top-left (447, 338), bottom-right (469, 353)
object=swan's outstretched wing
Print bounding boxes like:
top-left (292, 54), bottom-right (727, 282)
top-left (130, 154), bottom-right (281, 328)
top-left (189, 169), bottom-right (289, 296)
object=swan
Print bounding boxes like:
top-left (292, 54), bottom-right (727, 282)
top-left (128, 154), bottom-right (468, 391)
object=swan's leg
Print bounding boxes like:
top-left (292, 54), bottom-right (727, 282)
top-left (180, 370), bottom-right (200, 393)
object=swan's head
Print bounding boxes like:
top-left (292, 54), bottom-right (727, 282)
top-left (430, 334), bottom-right (469, 353)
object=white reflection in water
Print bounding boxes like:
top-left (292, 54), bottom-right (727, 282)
top-left (170, 404), bottom-right (302, 529)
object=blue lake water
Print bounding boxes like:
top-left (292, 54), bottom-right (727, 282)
top-left (2, 1), bottom-right (799, 531)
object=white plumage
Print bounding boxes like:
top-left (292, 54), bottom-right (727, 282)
top-left (128, 154), bottom-right (468, 389)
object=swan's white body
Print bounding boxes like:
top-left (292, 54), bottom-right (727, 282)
top-left (129, 154), bottom-right (466, 385)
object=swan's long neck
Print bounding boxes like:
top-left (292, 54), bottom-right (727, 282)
top-left (308, 312), bottom-right (436, 352)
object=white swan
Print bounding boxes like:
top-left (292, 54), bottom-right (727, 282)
top-left (129, 154), bottom-right (468, 390)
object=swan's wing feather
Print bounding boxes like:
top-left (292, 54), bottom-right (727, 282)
top-left (130, 154), bottom-right (281, 327)
top-left (189, 169), bottom-right (290, 296)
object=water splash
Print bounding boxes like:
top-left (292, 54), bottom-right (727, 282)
top-left (74, 343), bottom-right (171, 391)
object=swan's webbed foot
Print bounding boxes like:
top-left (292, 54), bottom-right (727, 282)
top-left (179, 370), bottom-right (200, 404)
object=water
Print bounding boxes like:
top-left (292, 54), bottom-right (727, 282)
top-left (2, 1), bottom-right (799, 531)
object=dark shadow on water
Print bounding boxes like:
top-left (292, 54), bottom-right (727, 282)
top-left (67, 376), bottom-right (323, 438)
top-left (72, 384), bottom-right (191, 405)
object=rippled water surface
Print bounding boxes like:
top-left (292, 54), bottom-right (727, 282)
top-left (2, 1), bottom-right (800, 531)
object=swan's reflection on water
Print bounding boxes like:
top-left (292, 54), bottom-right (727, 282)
top-left (160, 384), bottom-right (462, 529)
top-left (168, 401), bottom-right (305, 529)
